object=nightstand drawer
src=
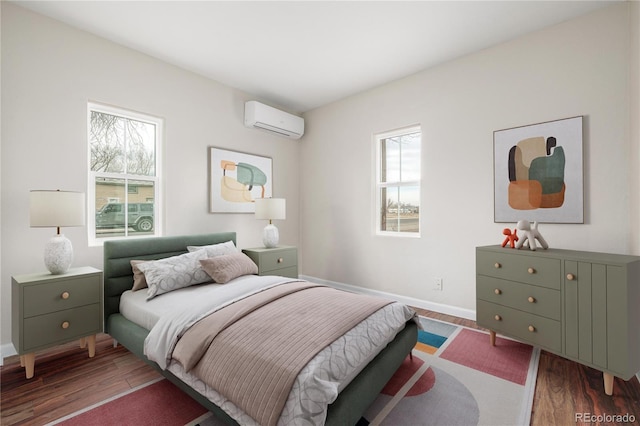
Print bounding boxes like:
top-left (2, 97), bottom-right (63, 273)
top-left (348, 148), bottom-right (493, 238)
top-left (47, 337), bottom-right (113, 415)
top-left (259, 248), bottom-right (297, 273)
top-left (23, 274), bottom-right (101, 318)
top-left (268, 266), bottom-right (298, 279)
top-left (477, 275), bottom-right (560, 320)
top-left (476, 250), bottom-right (560, 289)
top-left (23, 304), bottom-right (101, 351)
top-left (477, 300), bottom-right (561, 352)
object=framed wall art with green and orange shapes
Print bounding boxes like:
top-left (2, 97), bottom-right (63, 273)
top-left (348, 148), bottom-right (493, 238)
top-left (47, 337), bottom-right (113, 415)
top-left (494, 116), bottom-right (583, 223)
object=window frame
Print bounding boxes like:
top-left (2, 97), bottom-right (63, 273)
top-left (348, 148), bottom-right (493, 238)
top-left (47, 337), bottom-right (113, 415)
top-left (87, 102), bottom-right (163, 246)
top-left (374, 125), bottom-right (421, 237)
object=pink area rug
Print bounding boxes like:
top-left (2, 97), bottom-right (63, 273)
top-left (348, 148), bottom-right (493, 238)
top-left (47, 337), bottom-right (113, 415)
top-left (51, 379), bottom-right (208, 426)
top-left (51, 317), bottom-right (538, 426)
top-left (359, 317), bottom-right (539, 426)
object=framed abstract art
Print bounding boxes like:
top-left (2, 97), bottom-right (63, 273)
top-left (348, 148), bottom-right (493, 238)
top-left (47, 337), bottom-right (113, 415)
top-left (494, 116), bottom-right (583, 223)
top-left (209, 147), bottom-right (273, 213)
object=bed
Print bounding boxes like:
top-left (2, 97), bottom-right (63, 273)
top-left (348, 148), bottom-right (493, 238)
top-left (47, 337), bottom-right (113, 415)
top-left (103, 232), bottom-right (418, 425)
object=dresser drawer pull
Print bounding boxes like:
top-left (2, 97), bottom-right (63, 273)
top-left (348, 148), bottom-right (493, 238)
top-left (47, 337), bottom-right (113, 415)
top-left (494, 315), bottom-right (502, 321)
top-left (494, 263), bottom-right (501, 269)
top-left (61, 321), bottom-right (70, 329)
top-left (277, 258), bottom-right (284, 264)
top-left (566, 273), bottom-right (575, 281)
top-left (494, 288), bottom-right (502, 295)
top-left (528, 325), bottom-right (536, 332)
top-left (527, 296), bottom-right (536, 303)
top-left (61, 291), bottom-right (70, 300)
top-left (527, 267), bottom-right (536, 274)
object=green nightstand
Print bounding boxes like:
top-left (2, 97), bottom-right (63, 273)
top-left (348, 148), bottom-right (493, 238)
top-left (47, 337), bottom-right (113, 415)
top-left (242, 246), bottom-right (298, 278)
top-left (11, 266), bottom-right (103, 379)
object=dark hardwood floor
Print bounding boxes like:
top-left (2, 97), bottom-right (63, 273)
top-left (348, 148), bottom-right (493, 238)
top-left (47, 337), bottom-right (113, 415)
top-left (2, 309), bottom-right (639, 425)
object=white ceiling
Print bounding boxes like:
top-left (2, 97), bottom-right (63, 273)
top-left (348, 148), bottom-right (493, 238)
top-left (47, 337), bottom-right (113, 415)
top-left (13, 1), bottom-right (618, 113)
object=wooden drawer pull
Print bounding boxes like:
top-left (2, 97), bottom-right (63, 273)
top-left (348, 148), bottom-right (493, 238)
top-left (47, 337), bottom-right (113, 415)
top-left (527, 267), bottom-right (535, 274)
top-left (61, 291), bottom-right (70, 300)
top-left (277, 258), bottom-right (284, 263)
top-left (528, 325), bottom-right (536, 332)
top-left (566, 273), bottom-right (575, 281)
top-left (61, 321), bottom-right (70, 329)
top-left (494, 263), bottom-right (501, 269)
top-left (494, 288), bottom-right (502, 295)
top-left (494, 315), bottom-right (502, 321)
top-left (528, 296), bottom-right (536, 303)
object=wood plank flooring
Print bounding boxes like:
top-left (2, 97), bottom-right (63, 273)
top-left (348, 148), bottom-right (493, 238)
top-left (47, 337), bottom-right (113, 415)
top-left (2, 309), bottom-right (639, 425)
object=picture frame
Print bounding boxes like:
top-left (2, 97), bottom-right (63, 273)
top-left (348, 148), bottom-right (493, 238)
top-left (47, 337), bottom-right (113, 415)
top-left (494, 116), bottom-right (583, 223)
top-left (209, 147), bottom-right (273, 213)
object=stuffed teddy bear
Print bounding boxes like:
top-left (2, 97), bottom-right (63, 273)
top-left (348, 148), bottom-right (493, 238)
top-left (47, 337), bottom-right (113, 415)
top-left (514, 220), bottom-right (548, 251)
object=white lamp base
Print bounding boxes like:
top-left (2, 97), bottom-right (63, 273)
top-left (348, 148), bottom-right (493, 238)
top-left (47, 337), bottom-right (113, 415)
top-left (262, 224), bottom-right (280, 248)
top-left (44, 234), bottom-right (73, 274)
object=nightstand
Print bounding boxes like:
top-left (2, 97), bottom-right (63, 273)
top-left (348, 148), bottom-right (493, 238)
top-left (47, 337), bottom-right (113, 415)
top-left (11, 266), bottom-right (103, 379)
top-left (242, 246), bottom-right (298, 278)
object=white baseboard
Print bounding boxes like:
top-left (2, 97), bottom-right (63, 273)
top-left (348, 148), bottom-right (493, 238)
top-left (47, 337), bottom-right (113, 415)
top-left (300, 274), bottom-right (476, 321)
top-left (1, 343), bottom-right (17, 366)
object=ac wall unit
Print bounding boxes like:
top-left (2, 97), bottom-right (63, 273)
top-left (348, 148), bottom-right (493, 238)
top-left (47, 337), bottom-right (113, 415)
top-left (244, 101), bottom-right (304, 140)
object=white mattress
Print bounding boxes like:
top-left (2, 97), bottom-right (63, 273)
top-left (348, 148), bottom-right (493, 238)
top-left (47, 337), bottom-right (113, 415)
top-left (119, 281), bottom-right (224, 330)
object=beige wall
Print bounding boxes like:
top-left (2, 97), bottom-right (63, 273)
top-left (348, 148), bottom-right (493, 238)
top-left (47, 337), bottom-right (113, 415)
top-left (0, 3), bottom-right (300, 354)
top-left (631, 1), bottom-right (640, 254)
top-left (300, 3), bottom-right (637, 316)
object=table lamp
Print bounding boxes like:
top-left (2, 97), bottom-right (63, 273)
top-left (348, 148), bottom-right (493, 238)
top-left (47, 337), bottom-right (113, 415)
top-left (30, 190), bottom-right (86, 274)
top-left (254, 198), bottom-right (285, 248)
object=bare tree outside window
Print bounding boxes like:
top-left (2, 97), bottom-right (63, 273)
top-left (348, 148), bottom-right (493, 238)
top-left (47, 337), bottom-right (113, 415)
top-left (90, 111), bottom-right (155, 176)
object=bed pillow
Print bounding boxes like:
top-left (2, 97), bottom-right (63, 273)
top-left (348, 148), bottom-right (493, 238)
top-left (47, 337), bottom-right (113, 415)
top-left (199, 252), bottom-right (258, 284)
top-left (138, 249), bottom-right (212, 300)
top-left (187, 240), bottom-right (238, 257)
top-left (130, 260), bottom-right (149, 291)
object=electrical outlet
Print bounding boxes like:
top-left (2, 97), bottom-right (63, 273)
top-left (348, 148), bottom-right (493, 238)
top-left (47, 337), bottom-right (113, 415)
top-left (433, 277), bottom-right (443, 291)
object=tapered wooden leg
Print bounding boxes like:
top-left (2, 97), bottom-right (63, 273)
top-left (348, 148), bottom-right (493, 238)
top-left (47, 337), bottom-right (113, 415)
top-left (23, 353), bottom-right (35, 379)
top-left (489, 330), bottom-right (496, 346)
top-left (19, 355), bottom-right (25, 367)
top-left (87, 335), bottom-right (96, 358)
top-left (79, 337), bottom-right (86, 348)
top-left (603, 372), bottom-right (614, 396)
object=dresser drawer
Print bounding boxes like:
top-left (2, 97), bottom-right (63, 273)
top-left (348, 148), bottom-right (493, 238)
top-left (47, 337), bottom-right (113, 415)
top-left (257, 249), bottom-right (297, 274)
top-left (23, 274), bottom-right (101, 318)
top-left (23, 304), bottom-right (101, 351)
top-left (477, 275), bottom-right (561, 320)
top-left (476, 249), bottom-right (560, 289)
top-left (477, 300), bottom-right (561, 352)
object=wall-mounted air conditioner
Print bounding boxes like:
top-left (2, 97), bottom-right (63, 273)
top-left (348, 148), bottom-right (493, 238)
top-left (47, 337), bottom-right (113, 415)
top-left (244, 101), bottom-right (304, 140)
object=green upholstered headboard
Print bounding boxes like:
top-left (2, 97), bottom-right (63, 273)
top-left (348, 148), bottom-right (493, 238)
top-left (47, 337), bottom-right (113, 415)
top-left (102, 232), bottom-right (237, 328)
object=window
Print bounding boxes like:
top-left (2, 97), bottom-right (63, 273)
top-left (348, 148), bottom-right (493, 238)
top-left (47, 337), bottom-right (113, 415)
top-left (375, 126), bottom-right (421, 235)
top-left (88, 103), bottom-right (162, 244)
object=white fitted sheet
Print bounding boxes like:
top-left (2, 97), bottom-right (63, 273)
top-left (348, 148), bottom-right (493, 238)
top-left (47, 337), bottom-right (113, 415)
top-left (119, 281), bottom-right (223, 331)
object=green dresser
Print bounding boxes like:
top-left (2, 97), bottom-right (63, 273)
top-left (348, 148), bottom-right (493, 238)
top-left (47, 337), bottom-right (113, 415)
top-left (242, 246), bottom-right (298, 278)
top-left (476, 245), bottom-right (640, 395)
top-left (11, 266), bottom-right (103, 379)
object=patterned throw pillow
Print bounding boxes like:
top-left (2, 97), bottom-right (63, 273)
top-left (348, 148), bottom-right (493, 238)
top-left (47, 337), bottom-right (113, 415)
top-left (138, 249), bottom-right (211, 300)
top-left (200, 252), bottom-right (258, 284)
top-left (187, 240), bottom-right (237, 257)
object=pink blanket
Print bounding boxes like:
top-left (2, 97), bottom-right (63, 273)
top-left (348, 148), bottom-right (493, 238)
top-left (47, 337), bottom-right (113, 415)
top-left (173, 281), bottom-right (392, 426)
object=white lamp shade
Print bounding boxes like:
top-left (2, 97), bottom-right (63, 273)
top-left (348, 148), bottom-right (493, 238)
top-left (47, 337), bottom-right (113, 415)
top-left (30, 190), bottom-right (86, 228)
top-left (254, 198), bottom-right (286, 221)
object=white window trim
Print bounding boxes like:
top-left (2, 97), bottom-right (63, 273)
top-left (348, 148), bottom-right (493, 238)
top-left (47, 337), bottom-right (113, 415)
top-left (87, 102), bottom-right (163, 246)
top-left (374, 125), bottom-right (421, 237)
